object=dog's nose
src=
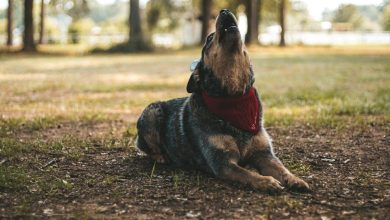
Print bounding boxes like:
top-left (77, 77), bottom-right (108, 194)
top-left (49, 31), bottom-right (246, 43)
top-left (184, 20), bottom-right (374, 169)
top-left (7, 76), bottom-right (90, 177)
top-left (220, 9), bottom-right (230, 15)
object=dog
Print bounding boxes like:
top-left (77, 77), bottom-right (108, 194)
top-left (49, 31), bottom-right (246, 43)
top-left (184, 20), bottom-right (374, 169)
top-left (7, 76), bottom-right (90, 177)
top-left (136, 9), bottom-right (310, 192)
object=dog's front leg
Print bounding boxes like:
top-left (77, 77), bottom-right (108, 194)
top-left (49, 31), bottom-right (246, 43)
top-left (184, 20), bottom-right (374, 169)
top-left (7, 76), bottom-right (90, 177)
top-left (217, 161), bottom-right (284, 192)
top-left (250, 130), bottom-right (311, 192)
top-left (206, 135), bottom-right (283, 192)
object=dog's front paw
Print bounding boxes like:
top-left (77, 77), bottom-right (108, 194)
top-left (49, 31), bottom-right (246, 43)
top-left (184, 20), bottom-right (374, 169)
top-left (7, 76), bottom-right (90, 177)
top-left (252, 176), bottom-right (284, 192)
top-left (284, 174), bottom-right (311, 192)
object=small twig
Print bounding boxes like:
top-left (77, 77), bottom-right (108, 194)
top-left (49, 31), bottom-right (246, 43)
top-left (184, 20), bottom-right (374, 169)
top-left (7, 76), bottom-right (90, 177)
top-left (41, 158), bottom-right (58, 169)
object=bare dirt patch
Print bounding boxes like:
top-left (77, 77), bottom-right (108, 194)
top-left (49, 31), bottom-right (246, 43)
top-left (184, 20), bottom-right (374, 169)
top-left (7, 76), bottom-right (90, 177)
top-left (1, 121), bottom-right (388, 219)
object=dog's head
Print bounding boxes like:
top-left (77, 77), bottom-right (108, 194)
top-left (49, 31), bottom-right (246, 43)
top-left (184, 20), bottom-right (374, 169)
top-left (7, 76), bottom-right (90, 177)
top-left (187, 9), bottom-right (253, 96)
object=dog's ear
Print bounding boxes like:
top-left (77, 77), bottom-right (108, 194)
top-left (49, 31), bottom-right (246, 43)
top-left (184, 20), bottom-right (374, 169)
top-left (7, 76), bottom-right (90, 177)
top-left (186, 68), bottom-right (200, 93)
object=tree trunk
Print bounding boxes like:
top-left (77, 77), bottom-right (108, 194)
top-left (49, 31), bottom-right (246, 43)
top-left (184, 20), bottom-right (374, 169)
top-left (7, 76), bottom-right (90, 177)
top-left (279, 0), bottom-right (286, 47)
top-left (129, 0), bottom-right (142, 44)
top-left (200, 0), bottom-right (212, 44)
top-left (245, 0), bottom-right (260, 45)
top-left (23, 0), bottom-right (36, 52)
top-left (39, 0), bottom-right (45, 44)
top-left (7, 0), bottom-right (13, 46)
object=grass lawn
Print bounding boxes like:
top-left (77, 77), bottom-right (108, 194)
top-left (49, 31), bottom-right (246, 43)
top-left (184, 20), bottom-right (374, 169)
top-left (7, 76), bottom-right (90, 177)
top-left (0, 46), bottom-right (389, 218)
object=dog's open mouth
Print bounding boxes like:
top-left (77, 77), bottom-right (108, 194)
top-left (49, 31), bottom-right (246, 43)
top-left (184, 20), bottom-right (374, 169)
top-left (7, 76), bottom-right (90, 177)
top-left (216, 9), bottom-right (240, 49)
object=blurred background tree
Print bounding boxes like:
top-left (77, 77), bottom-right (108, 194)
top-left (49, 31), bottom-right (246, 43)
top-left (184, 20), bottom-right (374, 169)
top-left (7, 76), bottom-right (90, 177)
top-left (332, 4), bottom-right (363, 31)
top-left (50, 0), bottom-right (90, 20)
top-left (244, 0), bottom-right (261, 45)
top-left (200, 0), bottom-right (212, 44)
top-left (146, 0), bottom-right (186, 34)
top-left (23, 0), bottom-right (35, 51)
top-left (7, 0), bottom-right (13, 46)
top-left (0, 0), bottom-right (389, 52)
top-left (128, 0), bottom-right (144, 48)
top-left (279, 0), bottom-right (287, 47)
top-left (49, 0), bottom-right (91, 44)
top-left (68, 18), bottom-right (93, 43)
top-left (383, 4), bottom-right (390, 30)
top-left (38, 0), bottom-right (45, 44)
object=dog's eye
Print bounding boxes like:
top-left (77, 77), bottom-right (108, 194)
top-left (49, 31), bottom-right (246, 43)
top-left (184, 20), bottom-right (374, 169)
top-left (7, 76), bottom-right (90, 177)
top-left (204, 33), bottom-right (214, 52)
top-left (206, 35), bottom-right (213, 43)
top-left (206, 33), bottom-right (214, 44)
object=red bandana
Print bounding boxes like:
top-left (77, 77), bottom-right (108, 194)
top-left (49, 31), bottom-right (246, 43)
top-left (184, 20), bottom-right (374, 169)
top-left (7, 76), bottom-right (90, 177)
top-left (202, 88), bottom-right (260, 134)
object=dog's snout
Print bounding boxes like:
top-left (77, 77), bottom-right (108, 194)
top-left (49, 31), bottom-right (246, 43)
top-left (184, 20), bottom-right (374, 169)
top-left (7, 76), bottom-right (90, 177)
top-left (220, 9), bottom-right (230, 15)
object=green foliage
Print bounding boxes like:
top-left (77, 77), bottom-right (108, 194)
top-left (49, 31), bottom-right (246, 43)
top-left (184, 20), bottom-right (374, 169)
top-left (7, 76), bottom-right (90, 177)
top-left (49, 0), bottom-right (90, 21)
top-left (260, 0), bottom-right (293, 27)
top-left (262, 0), bottom-right (279, 23)
top-left (88, 0), bottom-right (127, 23)
top-left (383, 5), bottom-right (390, 31)
top-left (45, 17), bottom-right (62, 43)
top-left (99, 17), bottom-right (127, 34)
top-left (68, 18), bottom-right (94, 34)
top-left (146, 0), bottom-right (185, 33)
top-left (332, 4), bottom-right (363, 30)
top-left (68, 18), bottom-right (95, 43)
top-left (99, 22), bottom-right (124, 34)
top-left (290, 1), bottom-right (313, 31)
top-left (76, 0), bottom-right (128, 34)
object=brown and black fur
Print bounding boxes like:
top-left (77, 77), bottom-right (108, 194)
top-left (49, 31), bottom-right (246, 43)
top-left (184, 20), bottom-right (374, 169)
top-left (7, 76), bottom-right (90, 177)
top-left (136, 9), bottom-right (310, 192)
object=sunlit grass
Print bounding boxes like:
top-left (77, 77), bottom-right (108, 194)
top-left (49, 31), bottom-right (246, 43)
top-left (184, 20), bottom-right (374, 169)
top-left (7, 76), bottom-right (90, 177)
top-left (0, 46), bottom-right (389, 127)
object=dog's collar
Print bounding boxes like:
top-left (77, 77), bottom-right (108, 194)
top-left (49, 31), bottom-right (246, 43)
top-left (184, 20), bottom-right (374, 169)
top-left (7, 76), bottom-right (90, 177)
top-left (201, 87), bottom-right (260, 134)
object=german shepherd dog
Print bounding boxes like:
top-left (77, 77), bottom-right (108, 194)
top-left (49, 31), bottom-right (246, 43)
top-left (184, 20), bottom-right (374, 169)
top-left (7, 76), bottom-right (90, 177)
top-left (136, 9), bottom-right (310, 192)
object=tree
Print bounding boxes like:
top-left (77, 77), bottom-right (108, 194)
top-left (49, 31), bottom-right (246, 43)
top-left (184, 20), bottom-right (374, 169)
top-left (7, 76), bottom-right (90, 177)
top-left (39, 0), bottom-right (45, 44)
top-left (146, 0), bottom-right (183, 33)
top-left (49, 0), bottom-right (90, 21)
top-left (129, 0), bottom-right (143, 45)
top-left (103, 0), bottom-right (150, 52)
top-left (49, 0), bottom-right (91, 44)
top-left (332, 4), bottom-right (363, 30)
top-left (7, 0), bottom-right (13, 46)
top-left (279, 0), bottom-right (286, 47)
top-left (23, 0), bottom-right (36, 52)
top-left (200, 0), bottom-right (212, 44)
top-left (384, 5), bottom-right (390, 31)
top-left (245, 0), bottom-right (261, 45)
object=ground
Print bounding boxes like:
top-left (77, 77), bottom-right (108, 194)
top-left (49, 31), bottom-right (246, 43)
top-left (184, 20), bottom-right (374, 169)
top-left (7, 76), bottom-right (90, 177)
top-left (0, 46), bottom-right (389, 219)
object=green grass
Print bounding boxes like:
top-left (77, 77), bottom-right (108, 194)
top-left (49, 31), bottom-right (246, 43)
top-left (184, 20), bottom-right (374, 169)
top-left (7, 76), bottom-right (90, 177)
top-left (0, 46), bottom-right (389, 190)
top-left (0, 166), bottom-right (29, 191)
top-left (0, 46), bottom-right (388, 160)
top-left (253, 54), bottom-right (390, 125)
top-left (1, 46), bottom-right (388, 128)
